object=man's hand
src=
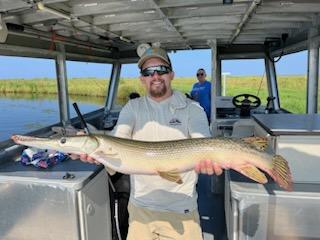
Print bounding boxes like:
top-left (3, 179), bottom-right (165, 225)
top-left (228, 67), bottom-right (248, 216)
top-left (67, 131), bottom-right (101, 165)
top-left (69, 153), bottom-right (101, 165)
top-left (194, 159), bottom-right (223, 175)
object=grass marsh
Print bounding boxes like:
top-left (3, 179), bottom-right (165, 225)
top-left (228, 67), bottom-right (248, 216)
top-left (0, 75), bottom-right (310, 113)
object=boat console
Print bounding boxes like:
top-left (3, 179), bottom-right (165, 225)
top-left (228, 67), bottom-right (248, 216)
top-left (215, 95), bottom-right (267, 137)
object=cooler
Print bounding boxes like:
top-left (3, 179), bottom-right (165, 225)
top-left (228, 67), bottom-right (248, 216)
top-left (225, 114), bottom-right (320, 240)
top-left (0, 160), bottom-right (112, 240)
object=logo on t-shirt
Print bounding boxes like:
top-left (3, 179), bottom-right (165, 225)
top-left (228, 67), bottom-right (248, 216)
top-left (169, 118), bottom-right (182, 126)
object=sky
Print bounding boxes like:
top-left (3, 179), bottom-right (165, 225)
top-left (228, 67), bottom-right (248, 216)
top-left (0, 49), bottom-right (308, 79)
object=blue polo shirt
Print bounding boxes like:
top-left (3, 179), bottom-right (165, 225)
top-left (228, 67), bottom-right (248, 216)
top-left (190, 80), bottom-right (211, 121)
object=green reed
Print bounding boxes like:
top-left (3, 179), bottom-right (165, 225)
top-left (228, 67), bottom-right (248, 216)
top-left (0, 75), bottom-right (311, 113)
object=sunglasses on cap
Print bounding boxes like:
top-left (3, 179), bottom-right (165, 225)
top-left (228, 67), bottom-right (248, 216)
top-left (141, 65), bottom-right (171, 77)
top-left (197, 72), bottom-right (205, 76)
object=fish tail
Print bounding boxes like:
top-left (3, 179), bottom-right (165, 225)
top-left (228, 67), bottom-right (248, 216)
top-left (271, 155), bottom-right (293, 191)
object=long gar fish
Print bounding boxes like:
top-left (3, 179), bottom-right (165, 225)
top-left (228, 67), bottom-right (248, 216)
top-left (11, 134), bottom-right (293, 191)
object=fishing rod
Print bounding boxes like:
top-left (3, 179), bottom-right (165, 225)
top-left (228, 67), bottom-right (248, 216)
top-left (72, 102), bottom-right (90, 134)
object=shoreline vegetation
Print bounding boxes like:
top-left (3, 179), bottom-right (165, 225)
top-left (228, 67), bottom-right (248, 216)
top-left (0, 75), bottom-right (310, 113)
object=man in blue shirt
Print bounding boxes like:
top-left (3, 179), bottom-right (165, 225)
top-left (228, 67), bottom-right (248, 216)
top-left (190, 68), bottom-right (211, 121)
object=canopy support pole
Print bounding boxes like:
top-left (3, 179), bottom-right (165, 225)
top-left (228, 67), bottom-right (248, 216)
top-left (208, 39), bottom-right (218, 135)
top-left (264, 53), bottom-right (280, 111)
top-left (307, 17), bottom-right (319, 114)
top-left (105, 62), bottom-right (122, 113)
top-left (208, 39), bottom-right (224, 194)
top-left (55, 43), bottom-right (70, 126)
top-left (216, 57), bottom-right (222, 96)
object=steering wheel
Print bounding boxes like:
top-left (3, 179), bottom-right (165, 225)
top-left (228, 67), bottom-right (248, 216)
top-left (232, 94), bottom-right (261, 116)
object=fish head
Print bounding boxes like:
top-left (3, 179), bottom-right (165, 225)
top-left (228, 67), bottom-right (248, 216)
top-left (11, 135), bottom-right (99, 155)
top-left (56, 135), bottom-right (99, 154)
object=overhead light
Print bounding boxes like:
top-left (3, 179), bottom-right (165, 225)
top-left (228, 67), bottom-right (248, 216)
top-left (143, 10), bottom-right (155, 14)
top-left (223, 0), bottom-right (233, 4)
top-left (280, 1), bottom-right (294, 6)
top-left (104, 14), bottom-right (116, 18)
top-left (37, 2), bottom-right (72, 21)
top-left (84, 3), bottom-right (98, 7)
top-left (186, 7), bottom-right (198, 10)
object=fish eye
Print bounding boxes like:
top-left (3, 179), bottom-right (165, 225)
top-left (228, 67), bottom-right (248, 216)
top-left (60, 138), bottom-right (66, 144)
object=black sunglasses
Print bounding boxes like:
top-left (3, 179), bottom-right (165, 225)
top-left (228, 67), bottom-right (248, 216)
top-left (197, 72), bottom-right (205, 76)
top-left (141, 65), bottom-right (171, 77)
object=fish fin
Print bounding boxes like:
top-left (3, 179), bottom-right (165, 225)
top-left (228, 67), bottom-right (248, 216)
top-left (158, 170), bottom-right (183, 184)
top-left (241, 136), bottom-right (268, 151)
top-left (270, 155), bottom-right (293, 191)
top-left (234, 165), bottom-right (268, 184)
top-left (92, 150), bottom-right (120, 165)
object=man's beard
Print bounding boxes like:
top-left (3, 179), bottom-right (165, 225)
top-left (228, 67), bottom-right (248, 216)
top-left (149, 80), bottom-right (167, 98)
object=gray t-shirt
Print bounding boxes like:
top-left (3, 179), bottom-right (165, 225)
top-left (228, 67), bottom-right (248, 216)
top-left (112, 91), bottom-right (211, 213)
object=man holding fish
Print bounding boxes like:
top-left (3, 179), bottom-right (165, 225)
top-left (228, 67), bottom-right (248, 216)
top-left (12, 45), bottom-right (292, 239)
top-left (79, 46), bottom-right (222, 240)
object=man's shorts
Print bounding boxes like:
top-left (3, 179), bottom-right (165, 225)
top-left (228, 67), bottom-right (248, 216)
top-left (126, 203), bottom-right (203, 240)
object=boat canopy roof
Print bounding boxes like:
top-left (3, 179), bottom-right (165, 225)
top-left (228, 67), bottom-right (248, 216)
top-left (0, 0), bottom-right (319, 62)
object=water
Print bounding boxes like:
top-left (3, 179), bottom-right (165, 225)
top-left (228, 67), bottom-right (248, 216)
top-left (0, 94), bottom-right (104, 141)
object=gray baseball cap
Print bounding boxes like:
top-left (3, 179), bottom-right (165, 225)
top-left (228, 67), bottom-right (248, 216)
top-left (138, 47), bottom-right (171, 69)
